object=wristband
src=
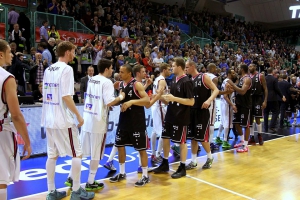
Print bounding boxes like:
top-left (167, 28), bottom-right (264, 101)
top-left (118, 94), bottom-right (124, 101)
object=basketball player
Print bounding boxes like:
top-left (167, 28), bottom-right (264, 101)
top-left (0, 39), bottom-right (31, 200)
top-left (153, 57), bottom-right (194, 179)
top-left (109, 64), bottom-right (150, 187)
top-left (66, 59), bottom-right (125, 191)
top-left (248, 64), bottom-right (268, 145)
top-left (227, 64), bottom-right (252, 153)
top-left (146, 63), bottom-right (171, 162)
top-left (289, 77), bottom-right (299, 127)
top-left (184, 61), bottom-right (219, 170)
top-left (42, 41), bottom-right (94, 199)
top-left (217, 69), bottom-right (237, 148)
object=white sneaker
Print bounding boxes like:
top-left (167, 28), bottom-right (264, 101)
top-left (292, 122), bottom-right (297, 126)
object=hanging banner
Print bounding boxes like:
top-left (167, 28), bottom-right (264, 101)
top-left (1, 0), bottom-right (28, 7)
top-left (0, 23), bottom-right (5, 39)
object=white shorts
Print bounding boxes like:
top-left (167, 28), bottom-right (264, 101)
top-left (46, 125), bottom-right (82, 159)
top-left (151, 104), bottom-right (167, 136)
top-left (208, 100), bottom-right (216, 126)
top-left (80, 131), bottom-right (106, 160)
top-left (0, 130), bottom-right (20, 185)
top-left (220, 100), bottom-right (233, 129)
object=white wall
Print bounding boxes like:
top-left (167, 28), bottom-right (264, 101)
top-left (225, 1), bottom-right (254, 22)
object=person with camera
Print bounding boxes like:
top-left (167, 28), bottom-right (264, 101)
top-left (80, 39), bottom-right (93, 78)
top-left (29, 53), bottom-right (48, 92)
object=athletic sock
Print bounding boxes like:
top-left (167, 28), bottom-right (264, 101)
top-left (224, 128), bottom-right (229, 141)
top-left (250, 125), bottom-right (254, 136)
top-left (191, 153), bottom-right (197, 163)
top-left (243, 141), bottom-right (248, 147)
top-left (71, 157), bottom-right (82, 191)
top-left (119, 163), bottom-right (125, 174)
top-left (46, 158), bottom-right (57, 192)
top-left (151, 132), bottom-right (157, 156)
top-left (68, 166), bottom-right (72, 178)
top-left (207, 152), bottom-right (212, 159)
top-left (257, 123), bottom-right (262, 133)
top-left (209, 125), bottom-right (214, 143)
top-left (142, 167), bottom-right (148, 178)
top-left (88, 160), bottom-right (99, 184)
top-left (108, 145), bottom-right (118, 162)
top-left (138, 156), bottom-right (141, 166)
top-left (217, 124), bottom-right (223, 138)
top-left (0, 189), bottom-right (7, 200)
top-left (156, 137), bottom-right (163, 157)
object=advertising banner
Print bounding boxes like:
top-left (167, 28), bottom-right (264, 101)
top-left (0, 23), bottom-right (5, 39)
top-left (1, 0), bottom-right (27, 7)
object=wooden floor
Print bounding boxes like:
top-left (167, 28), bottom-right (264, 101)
top-left (18, 134), bottom-right (300, 200)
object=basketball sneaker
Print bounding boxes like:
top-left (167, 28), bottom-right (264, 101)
top-left (151, 155), bottom-right (162, 163)
top-left (257, 133), bottom-right (264, 145)
top-left (185, 161), bottom-right (197, 170)
top-left (215, 137), bottom-right (223, 144)
top-left (236, 145), bottom-right (249, 153)
top-left (64, 177), bottom-right (73, 187)
top-left (171, 163), bottom-right (186, 179)
top-left (234, 141), bottom-right (244, 148)
top-left (109, 173), bottom-right (126, 183)
top-left (248, 136), bottom-right (256, 145)
top-left (46, 189), bottom-right (67, 200)
top-left (202, 157), bottom-right (214, 169)
top-left (210, 143), bottom-right (219, 150)
top-left (85, 181), bottom-right (104, 191)
top-left (222, 141), bottom-right (231, 148)
top-left (134, 176), bottom-right (150, 187)
top-left (153, 159), bottom-right (169, 173)
top-left (103, 160), bottom-right (117, 172)
top-left (70, 187), bottom-right (95, 200)
top-left (171, 144), bottom-right (180, 156)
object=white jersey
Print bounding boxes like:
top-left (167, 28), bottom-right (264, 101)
top-left (0, 68), bottom-right (13, 120)
top-left (153, 75), bottom-right (168, 107)
top-left (81, 75), bottom-right (115, 134)
top-left (41, 61), bottom-right (75, 129)
top-left (220, 78), bottom-right (234, 104)
top-left (205, 72), bottom-right (217, 102)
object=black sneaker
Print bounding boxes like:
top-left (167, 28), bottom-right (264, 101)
top-left (109, 173), bottom-right (126, 183)
top-left (85, 181), bottom-right (104, 191)
top-left (134, 176), bottom-right (150, 187)
top-left (153, 160), bottom-right (169, 173)
top-left (202, 157), bottom-right (214, 169)
top-left (171, 164), bottom-right (186, 179)
top-left (64, 177), bottom-right (73, 187)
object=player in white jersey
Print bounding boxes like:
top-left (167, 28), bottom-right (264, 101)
top-left (42, 41), bottom-right (94, 200)
top-left (217, 69), bottom-right (236, 148)
top-left (66, 59), bottom-right (125, 191)
top-left (0, 39), bottom-right (31, 200)
top-left (145, 63), bottom-right (171, 163)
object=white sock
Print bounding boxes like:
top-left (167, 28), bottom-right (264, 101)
top-left (217, 124), bottom-right (223, 137)
top-left (88, 160), bottom-right (99, 184)
top-left (250, 126), bottom-right (254, 136)
top-left (71, 157), bottom-right (82, 191)
top-left (156, 137), bottom-right (163, 157)
top-left (142, 167), bottom-right (148, 178)
top-left (209, 126), bottom-right (214, 143)
top-left (108, 146), bottom-right (118, 162)
top-left (119, 163), bottom-right (125, 174)
top-left (46, 158), bottom-right (57, 192)
top-left (224, 128), bottom-right (229, 141)
top-left (257, 123), bottom-right (262, 133)
top-left (191, 153), bottom-right (197, 163)
top-left (207, 152), bottom-right (212, 159)
top-left (151, 132), bottom-right (157, 155)
top-left (68, 166), bottom-right (72, 178)
top-left (138, 156), bottom-right (141, 166)
top-left (0, 188), bottom-right (7, 200)
top-left (244, 140), bottom-right (248, 146)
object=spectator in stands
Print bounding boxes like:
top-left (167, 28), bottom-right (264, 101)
top-left (80, 66), bottom-right (94, 103)
top-left (104, 14), bottom-right (113, 34)
top-left (47, 38), bottom-right (56, 64)
top-left (125, 50), bottom-right (137, 67)
top-left (48, 25), bottom-right (60, 39)
top-left (17, 12), bottom-right (31, 53)
top-left (115, 54), bottom-right (124, 73)
top-left (121, 36), bottom-right (130, 53)
top-left (151, 46), bottom-right (159, 59)
top-left (48, 0), bottom-right (59, 14)
top-left (120, 22), bottom-right (129, 38)
top-left (112, 21), bottom-right (121, 37)
top-left (32, 83), bottom-right (43, 102)
top-left (81, 9), bottom-right (93, 29)
top-left (37, 0), bottom-right (46, 12)
top-left (80, 39), bottom-right (94, 77)
top-left (8, 24), bottom-right (26, 53)
top-left (40, 21), bottom-right (49, 42)
top-left (153, 52), bottom-right (164, 71)
top-left (8, 7), bottom-right (19, 32)
top-left (91, 16), bottom-right (102, 33)
top-left (59, 1), bottom-right (69, 16)
top-left (219, 58), bottom-right (229, 70)
top-left (16, 80), bottom-right (25, 97)
top-left (38, 42), bottom-right (52, 66)
top-left (13, 52), bottom-right (31, 93)
top-left (68, 37), bottom-right (79, 82)
top-left (105, 36), bottom-right (114, 52)
top-left (29, 52), bottom-right (47, 91)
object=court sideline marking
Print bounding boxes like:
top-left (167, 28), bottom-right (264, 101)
top-left (12, 133), bottom-right (298, 200)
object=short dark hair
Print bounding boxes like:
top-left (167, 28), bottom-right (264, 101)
top-left (132, 64), bottom-right (144, 77)
top-left (56, 41), bottom-right (76, 57)
top-left (121, 64), bottom-right (133, 76)
top-left (267, 67), bottom-right (274, 74)
top-left (97, 58), bottom-right (112, 73)
top-left (38, 42), bottom-right (48, 50)
top-left (0, 39), bottom-right (9, 53)
top-left (282, 74), bottom-right (287, 79)
top-left (159, 63), bottom-right (170, 73)
top-left (240, 64), bottom-right (248, 74)
top-left (174, 57), bottom-right (185, 70)
top-left (226, 68), bottom-right (233, 76)
top-left (42, 20), bottom-right (48, 25)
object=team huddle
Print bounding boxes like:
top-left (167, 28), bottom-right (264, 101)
top-left (0, 40), bottom-right (271, 200)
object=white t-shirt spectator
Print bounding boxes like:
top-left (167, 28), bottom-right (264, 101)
top-left (120, 27), bottom-right (129, 38)
top-left (112, 25), bottom-right (121, 37)
top-left (236, 54), bottom-right (242, 62)
top-left (121, 41), bottom-right (130, 53)
top-left (153, 57), bottom-right (164, 71)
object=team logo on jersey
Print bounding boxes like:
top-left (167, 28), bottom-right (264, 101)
top-left (241, 114), bottom-right (244, 119)
top-left (85, 103), bottom-right (93, 110)
top-left (173, 125), bottom-right (179, 130)
top-left (196, 124), bottom-right (202, 130)
top-left (133, 132), bottom-right (140, 137)
top-left (46, 94), bottom-right (52, 101)
top-left (44, 83), bottom-right (59, 89)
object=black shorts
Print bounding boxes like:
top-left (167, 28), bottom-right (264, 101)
top-left (162, 121), bottom-right (187, 144)
top-left (233, 105), bottom-right (252, 128)
top-left (115, 129), bottom-right (149, 151)
top-left (252, 95), bottom-right (263, 118)
top-left (187, 108), bottom-right (210, 142)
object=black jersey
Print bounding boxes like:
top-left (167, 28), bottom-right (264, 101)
top-left (235, 75), bottom-right (252, 109)
top-left (191, 73), bottom-right (211, 109)
top-left (165, 75), bottom-right (194, 126)
top-left (250, 72), bottom-right (264, 96)
top-left (118, 78), bottom-right (146, 132)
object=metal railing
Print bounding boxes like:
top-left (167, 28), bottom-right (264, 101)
top-left (221, 41), bottom-right (238, 51)
top-left (74, 21), bottom-right (94, 34)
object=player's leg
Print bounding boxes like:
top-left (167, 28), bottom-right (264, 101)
top-left (209, 101), bottom-right (219, 150)
top-left (233, 105), bottom-right (244, 148)
top-left (237, 108), bottom-right (251, 153)
top-left (222, 105), bottom-right (232, 148)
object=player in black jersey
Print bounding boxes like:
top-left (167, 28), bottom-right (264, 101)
top-left (227, 64), bottom-right (252, 153)
top-left (248, 64), bottom-right (268, 145)
top-left (109, 64), bottom-right (151, 187)
top-left (153, 57), bottom-right (194, 179)
top-left (184, 61), bottom-right (219, 170)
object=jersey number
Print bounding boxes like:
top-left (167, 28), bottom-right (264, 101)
top-left (195, 81), bottom-right (201, 87)
top-left (128, 90), bottom-right (132, 97)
